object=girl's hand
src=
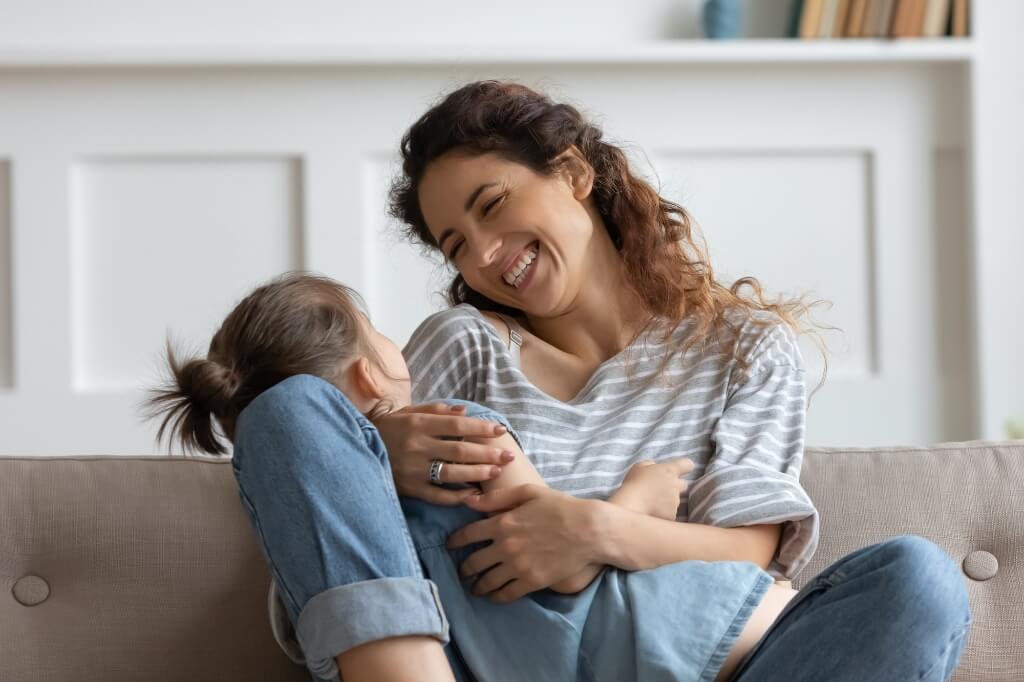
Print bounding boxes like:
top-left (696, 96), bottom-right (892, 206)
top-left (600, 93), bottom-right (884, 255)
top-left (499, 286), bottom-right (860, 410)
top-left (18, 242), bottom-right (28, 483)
top-left (608, 458), bottom-right (694, 521)
top-left (446, 484), bottom-right (601, 602)
top-left (375, 402), bottom-right (515, 505)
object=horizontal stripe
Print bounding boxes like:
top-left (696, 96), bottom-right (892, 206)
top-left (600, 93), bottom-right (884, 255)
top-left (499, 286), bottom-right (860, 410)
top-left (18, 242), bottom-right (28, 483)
top-left (403, 304), bottom-right (820, 580)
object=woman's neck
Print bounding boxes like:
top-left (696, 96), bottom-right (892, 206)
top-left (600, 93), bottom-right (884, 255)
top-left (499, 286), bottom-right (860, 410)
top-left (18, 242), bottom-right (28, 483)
top-left (525, 235), bottom-right (649, 367)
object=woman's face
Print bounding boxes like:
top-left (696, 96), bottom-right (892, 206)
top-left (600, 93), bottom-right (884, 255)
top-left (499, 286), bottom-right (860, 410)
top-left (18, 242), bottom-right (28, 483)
top-left (418, 151), bottom-right (599, 316)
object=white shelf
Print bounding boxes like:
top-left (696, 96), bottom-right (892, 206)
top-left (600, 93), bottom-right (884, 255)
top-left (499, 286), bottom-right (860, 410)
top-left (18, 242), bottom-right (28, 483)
top-left (0, 39), bottom-right (975, 68)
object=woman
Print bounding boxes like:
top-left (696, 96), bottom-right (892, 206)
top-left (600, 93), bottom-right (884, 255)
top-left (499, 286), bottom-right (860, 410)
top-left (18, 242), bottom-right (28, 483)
top-left (231, 81), bottom-right (971, 681)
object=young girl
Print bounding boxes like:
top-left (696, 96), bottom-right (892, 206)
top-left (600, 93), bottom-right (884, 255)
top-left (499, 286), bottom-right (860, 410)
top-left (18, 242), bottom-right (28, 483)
top-left (147, 272), bottom-right (790, 682)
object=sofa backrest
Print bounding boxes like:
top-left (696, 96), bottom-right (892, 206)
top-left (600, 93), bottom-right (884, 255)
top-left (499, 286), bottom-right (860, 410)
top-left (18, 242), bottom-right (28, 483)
top-left (795, 441), bottom-right (1024, 682)
top-left (0, 455), bottom-right (308, 682)
top-left (2, 441), bottom-right (1022, 681)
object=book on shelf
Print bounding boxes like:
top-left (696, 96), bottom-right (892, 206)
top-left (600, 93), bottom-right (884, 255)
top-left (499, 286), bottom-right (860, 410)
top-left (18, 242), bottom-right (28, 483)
top-left (791, 0), bottom-right (967, 39)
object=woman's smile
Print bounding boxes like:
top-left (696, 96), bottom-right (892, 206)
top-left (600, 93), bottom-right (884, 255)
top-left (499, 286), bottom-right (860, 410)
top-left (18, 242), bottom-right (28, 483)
top-left (501, 241), bottom-right (540, 289)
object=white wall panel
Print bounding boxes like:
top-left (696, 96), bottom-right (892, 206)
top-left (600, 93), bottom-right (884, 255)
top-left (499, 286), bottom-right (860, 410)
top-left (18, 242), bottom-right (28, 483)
top-left (0, 62), bottom-right (980, 453)
top-left (0, 160), bottom-right (11, 388)
top-left (69, 157), bottom-right (302, 392)
top-left (650, 150), bottom-right (876, 382)
top-left (932, 148), bottom-right (974, 439)
top-left (361, 155), bottom-right (452, 348)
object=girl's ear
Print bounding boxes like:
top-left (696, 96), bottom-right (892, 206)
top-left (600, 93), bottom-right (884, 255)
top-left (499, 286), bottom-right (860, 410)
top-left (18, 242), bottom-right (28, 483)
top-left (556, 146), bottom-right (595, 201)
top-left (345, 356), bottom-right (386, 402)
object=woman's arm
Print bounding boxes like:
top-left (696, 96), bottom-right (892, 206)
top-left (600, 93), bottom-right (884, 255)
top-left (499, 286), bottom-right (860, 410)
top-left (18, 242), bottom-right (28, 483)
top-left (450, 488), bottom-right (778, 601)
top-left (466, 432), bottom-right (619, 595)
top-left (466, 430), bottom-right (696, 594)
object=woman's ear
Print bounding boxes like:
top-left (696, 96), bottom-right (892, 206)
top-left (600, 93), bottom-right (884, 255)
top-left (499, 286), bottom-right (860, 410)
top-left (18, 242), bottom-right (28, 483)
top-left (556, 146), bottom-right (595, 201)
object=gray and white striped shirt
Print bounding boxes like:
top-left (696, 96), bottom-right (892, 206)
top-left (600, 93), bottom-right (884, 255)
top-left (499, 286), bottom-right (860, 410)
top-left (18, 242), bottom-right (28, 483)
top-left (403, 304), bottom-right (819, 580)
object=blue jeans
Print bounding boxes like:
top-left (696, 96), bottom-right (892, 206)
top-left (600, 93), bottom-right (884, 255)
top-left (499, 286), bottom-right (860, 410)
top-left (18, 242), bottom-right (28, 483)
top-left (232, 375), bottom-right (971, 682)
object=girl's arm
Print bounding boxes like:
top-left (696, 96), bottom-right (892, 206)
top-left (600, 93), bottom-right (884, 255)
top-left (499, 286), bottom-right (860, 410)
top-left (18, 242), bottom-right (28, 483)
top-left (591, 508), bottom-right (783, 572)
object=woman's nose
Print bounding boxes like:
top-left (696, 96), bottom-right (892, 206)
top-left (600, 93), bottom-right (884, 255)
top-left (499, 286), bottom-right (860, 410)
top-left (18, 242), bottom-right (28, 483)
top-left (467, 235), bottom-right (502, 269)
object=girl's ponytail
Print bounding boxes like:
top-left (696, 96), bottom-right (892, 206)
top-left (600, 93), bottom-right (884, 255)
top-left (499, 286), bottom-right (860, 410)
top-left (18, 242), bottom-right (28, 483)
top-left (146, 341), bottom-right (238, 455)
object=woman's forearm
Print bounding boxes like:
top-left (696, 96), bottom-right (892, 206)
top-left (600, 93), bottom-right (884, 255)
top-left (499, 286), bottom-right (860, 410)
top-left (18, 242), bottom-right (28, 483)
top-left (590, 502), bottom-right (782, 572)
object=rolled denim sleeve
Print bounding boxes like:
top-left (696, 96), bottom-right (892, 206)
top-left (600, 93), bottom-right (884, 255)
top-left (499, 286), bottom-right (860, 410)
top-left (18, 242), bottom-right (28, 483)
top-left (297, 578), bottom-right (449, 680)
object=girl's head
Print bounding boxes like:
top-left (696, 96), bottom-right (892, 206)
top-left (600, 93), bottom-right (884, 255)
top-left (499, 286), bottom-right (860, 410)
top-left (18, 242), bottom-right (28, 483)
top-left (390, 80), bottom-right (829, 390)
top-left (146, 273), bottom-right (411, 455)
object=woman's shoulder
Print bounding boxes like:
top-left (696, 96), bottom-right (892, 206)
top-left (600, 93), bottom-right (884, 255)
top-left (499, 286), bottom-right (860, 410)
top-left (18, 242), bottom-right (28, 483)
top-left (727, 308), bottom-right (803, 372)
top-left (688, 307), bottom-right (802, 373)
top-left (403, 304), bottom-right (502, 362)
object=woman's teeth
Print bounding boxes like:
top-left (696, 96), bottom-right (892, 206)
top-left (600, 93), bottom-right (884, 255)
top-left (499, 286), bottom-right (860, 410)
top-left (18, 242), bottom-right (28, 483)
top-left (503, 244), bottom-right (538, 288)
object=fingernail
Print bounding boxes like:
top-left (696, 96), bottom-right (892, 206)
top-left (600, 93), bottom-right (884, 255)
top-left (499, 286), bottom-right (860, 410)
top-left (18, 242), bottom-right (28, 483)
top-left (489, 466), bottom-right (501, 478)
top-left (493, 425), bottom-right (507, 434)
top-left (500, 449), bottom-right (515, 462)
top-left (450, 404), bottom-right (466, 412)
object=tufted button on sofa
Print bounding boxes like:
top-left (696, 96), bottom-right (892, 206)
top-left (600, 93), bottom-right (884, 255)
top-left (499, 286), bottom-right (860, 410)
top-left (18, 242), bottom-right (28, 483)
top-left (2, 441), bottom-right (1022, 681)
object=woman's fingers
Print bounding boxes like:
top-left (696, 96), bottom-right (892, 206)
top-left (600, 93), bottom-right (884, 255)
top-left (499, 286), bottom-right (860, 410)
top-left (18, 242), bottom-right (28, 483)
top-left (459, 543), bottom-right (503, 580)
top-left (417, 485), bottom-right (480, 506)
top-left (398, 402), bottom-right (468, 416)
top-left (447, 515), bottom-right (498, 551)
top-left (438, 440), bottom-right (514, 466)
top-left (491, 579), bottom-right (531, 604)
top-left (471, 564), bottom-right (516, 597)
top-left (437, 462), bottom-right (503, 484)
top-left (420, 414), bottom-right (507, 438)
top-left (462, 483), bottom-right (543, 514)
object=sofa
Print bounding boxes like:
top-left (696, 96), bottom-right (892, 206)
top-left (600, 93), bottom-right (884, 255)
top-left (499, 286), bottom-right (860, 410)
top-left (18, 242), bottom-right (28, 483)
top-left (2, 440), bottom-right (1022, 681)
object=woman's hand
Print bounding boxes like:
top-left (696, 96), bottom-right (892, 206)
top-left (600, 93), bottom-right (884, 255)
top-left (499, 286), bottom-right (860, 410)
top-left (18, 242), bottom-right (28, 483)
top-left (375, 402), bottom-right (515, 505)
top-left (446, 484), bottom-right (602, 602)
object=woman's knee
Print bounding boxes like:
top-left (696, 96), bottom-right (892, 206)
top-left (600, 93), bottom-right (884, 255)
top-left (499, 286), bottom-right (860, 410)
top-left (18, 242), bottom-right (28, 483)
top-left (876, 535), bottom-right (972, 631)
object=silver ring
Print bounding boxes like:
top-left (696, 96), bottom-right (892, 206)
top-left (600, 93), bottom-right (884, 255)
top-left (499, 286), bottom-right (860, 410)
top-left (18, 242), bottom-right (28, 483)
top-left (429, 459), bottom-right (446, 486)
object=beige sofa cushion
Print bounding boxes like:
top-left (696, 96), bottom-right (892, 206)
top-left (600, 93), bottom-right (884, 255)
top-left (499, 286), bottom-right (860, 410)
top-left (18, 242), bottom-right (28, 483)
top-left (1, 441), bottom-right (1022, 681)
top-left (796, 441), bottom-right (1024, 682)
top-left (0, 455), bottom-right (309, 682)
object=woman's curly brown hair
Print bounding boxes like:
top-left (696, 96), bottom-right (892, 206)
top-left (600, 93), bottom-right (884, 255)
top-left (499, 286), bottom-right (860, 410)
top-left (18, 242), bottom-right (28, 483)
top-left (390, 80), bottom-right (832, 397)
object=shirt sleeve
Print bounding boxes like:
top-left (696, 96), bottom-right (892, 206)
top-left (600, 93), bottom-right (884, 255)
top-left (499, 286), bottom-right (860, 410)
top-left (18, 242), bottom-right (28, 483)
top-left (402, 306), bottom-right (494, 404)
top-left (685, 321), bottom-right (820, 581)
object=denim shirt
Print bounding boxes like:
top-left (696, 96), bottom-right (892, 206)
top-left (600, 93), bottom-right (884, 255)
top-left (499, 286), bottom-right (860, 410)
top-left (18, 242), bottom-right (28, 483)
top-left (264, 395), bottom-right (774, 682)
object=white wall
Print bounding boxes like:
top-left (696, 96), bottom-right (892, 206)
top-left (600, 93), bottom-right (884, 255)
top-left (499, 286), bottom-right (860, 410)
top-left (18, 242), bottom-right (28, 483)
top-left (0, 0), bottom-right (1019, 454)
top-left (0, 0), bottom-right (794, 46)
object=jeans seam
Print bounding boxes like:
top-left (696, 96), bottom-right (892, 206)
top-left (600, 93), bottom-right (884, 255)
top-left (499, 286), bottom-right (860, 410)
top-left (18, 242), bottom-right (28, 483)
top-left (915, 618), bottom-right (972, 681)
top-left (235, 482), bottom-right (303, 621)
top-left (373, 444), bottom-right (426, 576)
top-left (730, 576), bottom-right (832, 680)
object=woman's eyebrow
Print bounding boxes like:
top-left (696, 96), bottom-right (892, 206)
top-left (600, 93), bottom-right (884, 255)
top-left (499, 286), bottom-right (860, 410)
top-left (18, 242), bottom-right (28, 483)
top-left (438, 228), bottom-right (455, 251)
top-left (464, 182), bottom-right (498, 212)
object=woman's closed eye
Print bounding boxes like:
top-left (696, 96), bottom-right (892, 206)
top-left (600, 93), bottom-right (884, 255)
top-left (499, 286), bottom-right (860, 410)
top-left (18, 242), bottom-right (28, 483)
top-left (448, 194), bottom-right (506, 259)
top-left (482, 193), bottom-right (506, 217)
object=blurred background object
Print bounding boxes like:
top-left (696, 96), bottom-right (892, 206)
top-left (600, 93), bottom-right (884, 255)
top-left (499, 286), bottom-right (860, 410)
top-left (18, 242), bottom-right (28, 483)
top-left (703, 0), bottom-right (743, 39)
top-left (0, 0), bottom-right (1018, 455)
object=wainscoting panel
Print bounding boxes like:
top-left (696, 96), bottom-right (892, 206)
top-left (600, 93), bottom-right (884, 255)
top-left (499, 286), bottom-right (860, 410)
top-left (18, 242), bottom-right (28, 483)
top-left (0, 160), bottom-right (11, 389)
top-left (0, 63), bottom-right (972, 453)
top-left (69, 157), bottom-right (303, 392)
